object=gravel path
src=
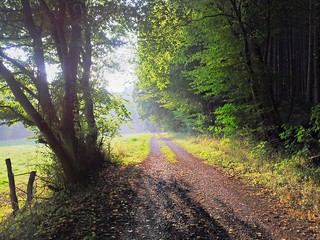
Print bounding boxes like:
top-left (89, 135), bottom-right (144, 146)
top-left (17, 136), bottom-right (318, 239)
top-left (123, 136), bottom-right (319, 240)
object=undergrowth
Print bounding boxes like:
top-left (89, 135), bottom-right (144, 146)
top-left (0, 184), bottom-right (95, 239)
top-left (164, 132), bottom-right (320, 221)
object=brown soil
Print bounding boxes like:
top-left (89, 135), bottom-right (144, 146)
top-left (9, 136), bottom-right (318, 239)
top-left (127, 136), bottom-right (319, 240)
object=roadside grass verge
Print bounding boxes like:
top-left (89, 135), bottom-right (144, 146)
top-left (157, 137), bottom-right (177, 164)
top-left (110, 133), bottom-right (153, 165)
top-left (164, 132), bottom-right (320, 221)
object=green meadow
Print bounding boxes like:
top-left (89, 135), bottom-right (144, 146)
top-left (111, 133), bottom-right (153, 165)
top-left (0, 139), bottom-right (46, 219)
top-left (0, 139), bottom-right (45, 190)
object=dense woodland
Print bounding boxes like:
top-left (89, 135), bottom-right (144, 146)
top-left (135, 0), bottom-right (320, 157)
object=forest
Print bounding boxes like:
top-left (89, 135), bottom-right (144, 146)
top-left (135, 0), bottom-right (320, 158)
top-left (0, 0), bottom-right (319, 186)
top-left (0, 0), bottom-right (320, 239)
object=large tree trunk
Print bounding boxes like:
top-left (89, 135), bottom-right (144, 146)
top-left (1, 0), bottom-right (104, 185)
top-left (82, 14), bottom-right (98, 147)
top-left (59, 5), bottom-right (82, 168)
top-left (22, 0), bottom-right (59, 126)
top-left (0, 62), bottom-right (78, 184)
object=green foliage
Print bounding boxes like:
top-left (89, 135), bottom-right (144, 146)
top-left (134, 0), bottom-right (320, 150)
top-left (280, 104), bottom-right (320, 156)
top-left (280, 125), bottom-right (303, 149)
top-left (36, 149), bottom-right (65, 191)
top-left (134, 0), bottom-right (262, 136)
top-left (210, 103), bottom-right (239, 136)
top-left (94, 90), bottom-right (131, 139)
top-left (250, 141), bottom-right (270, 160)
top-left (310, 105), bottom-right (320, 133)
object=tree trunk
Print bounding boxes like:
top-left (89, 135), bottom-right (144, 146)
top-left (82, 17), bottom-right (98, 147)
top-left (313, 0), bottom-right (319, 105)
top-left (22, 0), bottom-right (59, 126)
top-left (59, 1), bottom-right (85, 170)
top-left (264, 2), bottom-right (282, 127)
top-left (229, 0), bottom-right (267, 137)
top-left (0, 62), bottom-right (79, 184)
top-left (306, 0), bottom-right (313, 104)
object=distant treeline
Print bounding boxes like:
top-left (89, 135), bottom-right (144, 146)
top-left (0, 124), bottom-right (34, 140)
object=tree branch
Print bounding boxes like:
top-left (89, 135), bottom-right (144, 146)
top-left (15, 80), bottom-right (39, 100)
top-left (1, 43), bottom-right (33, 49)
top-left (22, 0), bottom-right (40, 38)
top-left (192, 13), bottom-right (238, 22)
top-left (0, 48), bottom-right (37, 82)
top-left (0, 105), bottom-right (34, 126)
top-left (0, 19), bottom-right (27, 33)
top-left (0, 35), bottom-right (30, 41)
top-left (22, 0), bottom-right (59, 125)
top-left (39, 0), bottom-right (63, 62)
top-left (39, 0), bottom-right (68, 64)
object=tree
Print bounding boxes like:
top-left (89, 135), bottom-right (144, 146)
top-left (135, 0), bottom-right (215, 133)
top-left (0, 0), bottom-right (134, 184)
top-left (136, 0), bottom-right (320, 146)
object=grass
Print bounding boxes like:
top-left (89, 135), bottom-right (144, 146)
top-left (0, 139), bottom-right (46, 221)
top-left (110, 133), bottom-right (153, 165)
top-left (0, 133), bottom-right (154, 235)
top-left (1, 133), bottom-right (153, 220)
top-left (157, 137), bottom-right (177, 164)
top-left (164, 132), bottom-right (320, 221)
top-left (0, 139), bottom-right (44, 190)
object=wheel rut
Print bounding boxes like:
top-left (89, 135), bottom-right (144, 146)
top-left (124, 136), bottom-right (318, 240)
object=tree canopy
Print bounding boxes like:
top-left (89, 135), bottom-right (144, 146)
top-left (0, 0), bottom-right (138, 184)
top-left (1, 0), bottom-right (320, 183)
top-left (135, 0), bottom-right (320, 154)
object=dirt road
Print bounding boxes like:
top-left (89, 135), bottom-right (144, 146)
top-left (121, 137), bottom-right (318, 240)
top-left (25, 136), bottom-right (318, 240)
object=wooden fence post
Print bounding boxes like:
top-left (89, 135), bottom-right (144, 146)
top-left (5, 158), bottom-right (19, 215)
top-left (26, 171), bottom-right (36, 205)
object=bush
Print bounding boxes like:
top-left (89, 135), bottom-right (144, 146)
top-left (210, 103), bottom-right (239, 136)
top-left (36, 149), bottom-right (64, 191)
top-left (280, 104), bottom-right (320, 157)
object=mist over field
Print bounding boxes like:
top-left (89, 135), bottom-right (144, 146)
top-left (0, 124), bottom-right (34, 141)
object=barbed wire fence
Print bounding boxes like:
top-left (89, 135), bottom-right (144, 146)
top-left (1, 158), bottom-right (56, 219)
